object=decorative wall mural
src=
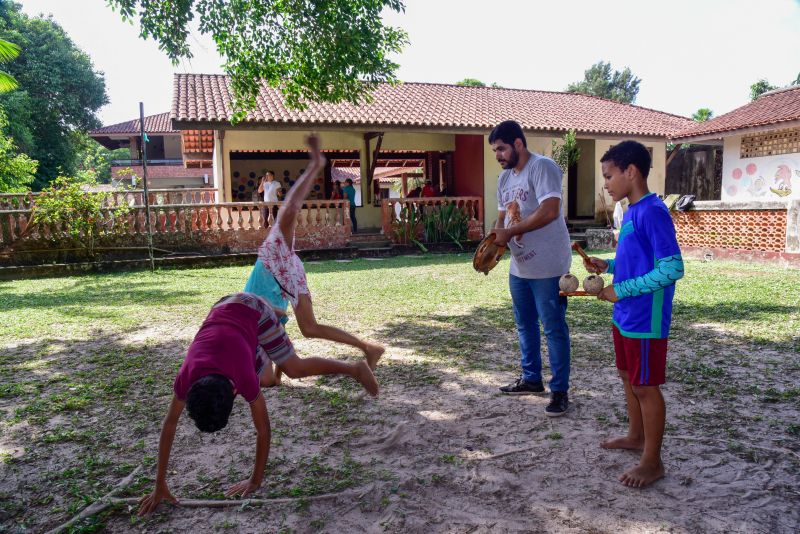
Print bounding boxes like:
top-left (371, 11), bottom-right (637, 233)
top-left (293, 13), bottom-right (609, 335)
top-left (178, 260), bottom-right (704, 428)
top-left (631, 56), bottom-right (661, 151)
top-left (724, 156), bottom-right (800, 201)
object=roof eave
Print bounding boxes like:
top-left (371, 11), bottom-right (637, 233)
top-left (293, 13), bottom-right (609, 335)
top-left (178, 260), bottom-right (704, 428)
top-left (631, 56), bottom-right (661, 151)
top-left (670, 118), bottom-right (800, 144)
top-left (172, 119), bottom-right (673, 139)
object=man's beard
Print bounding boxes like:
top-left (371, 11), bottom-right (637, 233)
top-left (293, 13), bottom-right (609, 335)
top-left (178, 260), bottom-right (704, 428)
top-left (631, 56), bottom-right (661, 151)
top-left (503, 147), bottom-right (520, 169)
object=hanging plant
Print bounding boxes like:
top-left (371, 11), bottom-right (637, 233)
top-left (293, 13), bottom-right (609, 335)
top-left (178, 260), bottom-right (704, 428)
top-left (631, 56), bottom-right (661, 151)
top-left (551, 129), bottom-right (581, 172)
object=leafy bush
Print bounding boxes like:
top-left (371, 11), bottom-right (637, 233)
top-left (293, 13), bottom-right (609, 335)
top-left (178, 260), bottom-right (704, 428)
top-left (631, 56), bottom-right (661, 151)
top-left (392, 201), bottom-right (469, 251)
top-left (422, 202), bottom-right (468, 248)
top-left (31, 175), bottom-right (130, 257)
top-left (390, 203), bottom-right (427, 252)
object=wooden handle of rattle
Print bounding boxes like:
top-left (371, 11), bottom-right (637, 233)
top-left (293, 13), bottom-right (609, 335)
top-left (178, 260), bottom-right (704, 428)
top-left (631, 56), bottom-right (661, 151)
top-left (572, 241), bottom-right (601, 274)
top-left (571, 241), bottom-right (591, 262)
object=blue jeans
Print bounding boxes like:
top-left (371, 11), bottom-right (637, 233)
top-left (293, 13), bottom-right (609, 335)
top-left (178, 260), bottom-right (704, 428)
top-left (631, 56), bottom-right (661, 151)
top-left (509, 274), bottom-right (570, 392)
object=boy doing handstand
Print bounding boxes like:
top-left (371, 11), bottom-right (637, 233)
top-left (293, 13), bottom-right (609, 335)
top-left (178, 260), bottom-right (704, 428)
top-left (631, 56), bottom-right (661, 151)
top-left (243, 134), bottom-right (384, 379)
top-left (138, 293), bottom-right (378, 515)
top-left (584, 141), bottom-right (684, 488)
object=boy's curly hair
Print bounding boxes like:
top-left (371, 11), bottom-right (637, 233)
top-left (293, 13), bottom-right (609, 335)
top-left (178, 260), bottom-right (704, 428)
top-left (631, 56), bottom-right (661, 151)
top-left (601, 140), bottom-right (652, 179)
top-left (186, 374), bottom-right (235, 432)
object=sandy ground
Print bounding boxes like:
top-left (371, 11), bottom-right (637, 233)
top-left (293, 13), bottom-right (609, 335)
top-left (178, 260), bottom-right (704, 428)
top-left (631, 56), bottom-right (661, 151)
top-left (109, 333), bottom-right (799, 532)
top-left (2, 312), bottom-right (798, 533)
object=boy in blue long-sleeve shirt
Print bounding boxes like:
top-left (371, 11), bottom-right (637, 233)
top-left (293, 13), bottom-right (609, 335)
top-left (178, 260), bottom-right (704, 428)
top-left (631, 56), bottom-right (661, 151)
top-left (584, 141), bottom-right (684, 488)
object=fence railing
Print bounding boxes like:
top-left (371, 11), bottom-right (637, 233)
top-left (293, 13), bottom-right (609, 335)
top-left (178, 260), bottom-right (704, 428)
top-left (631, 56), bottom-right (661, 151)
top-left (0, 188), bottom-right (219, 210)
top-left (111, 159), bottom-right (184, 166)
top-left (380, 196), bottom-right (484, 239)
top-left (0, 200), bottom-right (350, 246)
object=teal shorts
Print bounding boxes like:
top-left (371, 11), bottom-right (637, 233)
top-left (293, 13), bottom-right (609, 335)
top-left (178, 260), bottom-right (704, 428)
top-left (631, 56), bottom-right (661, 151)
top-left (243, 260), bottom-right (290, 324)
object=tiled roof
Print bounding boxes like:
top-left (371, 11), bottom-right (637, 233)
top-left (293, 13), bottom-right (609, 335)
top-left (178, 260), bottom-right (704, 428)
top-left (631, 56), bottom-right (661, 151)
top-left (90, 112), bottom-right (176, 135)
top-left (182, 130), bottom-right (214, 152)
top-left (671, 85), bottom-right (800, 141)
top-left (172, 74), bottom-right (693, 138)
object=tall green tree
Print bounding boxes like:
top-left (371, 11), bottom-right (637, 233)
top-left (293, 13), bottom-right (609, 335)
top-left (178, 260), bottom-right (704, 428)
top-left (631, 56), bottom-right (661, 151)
top-left (0, 1), bottom-right (108, 189)
top-left (0, 37), bottom-right (19, 92)
top-left (692, 108), bottom-right (713, 122)
top-left (750, 79), bottom-right (777, 101)
top-left (74, 135), bottom-right (130, 184)
top-left (566, 61), bottom-right (641, 104)
top-left (107, 0), bottom-right (408, 118)
top-left (0, 108), bottom-right (36, 192)
top-left (456, 78), bottom-right (486, 87)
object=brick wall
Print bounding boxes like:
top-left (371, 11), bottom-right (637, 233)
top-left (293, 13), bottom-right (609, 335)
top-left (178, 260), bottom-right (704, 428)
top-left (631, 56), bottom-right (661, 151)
top-left (670, 200), bottom-right (800, 266)
top-left (673, 209), bottom-right (787, 252)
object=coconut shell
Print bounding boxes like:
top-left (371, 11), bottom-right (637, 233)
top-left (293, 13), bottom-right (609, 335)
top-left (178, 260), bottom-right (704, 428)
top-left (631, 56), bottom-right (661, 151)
top-left (559, 273), bottom-right (579, 292)
top-left (582, 275), bottom-right (605, 294)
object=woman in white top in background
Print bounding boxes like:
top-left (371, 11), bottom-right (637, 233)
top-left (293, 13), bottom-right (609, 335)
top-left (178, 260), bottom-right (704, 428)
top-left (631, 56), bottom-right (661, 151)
top-left (258, 171), bottom-right (281, 225)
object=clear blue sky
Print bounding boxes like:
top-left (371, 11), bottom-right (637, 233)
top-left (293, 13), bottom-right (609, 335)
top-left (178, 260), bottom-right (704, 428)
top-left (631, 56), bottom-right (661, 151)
top-left (19, 0), bottom-right (800, 126)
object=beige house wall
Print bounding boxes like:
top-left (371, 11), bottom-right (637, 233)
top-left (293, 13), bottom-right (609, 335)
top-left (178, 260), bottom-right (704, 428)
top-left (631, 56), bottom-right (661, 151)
top-left (593, 139), bottom-right (666, 220)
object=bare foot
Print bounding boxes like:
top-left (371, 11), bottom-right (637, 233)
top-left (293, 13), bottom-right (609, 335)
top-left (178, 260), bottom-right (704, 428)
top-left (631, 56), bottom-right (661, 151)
top-left (260, 363), bottom-right (280, 388)
top-left (363, 342), bottom-right (385, 371)
top-left (600, 436), bottom-right (644, 450)
top-left (353, 361), bottom-right (379, 397)
top-left (619, 462), bottom-right (664, 488)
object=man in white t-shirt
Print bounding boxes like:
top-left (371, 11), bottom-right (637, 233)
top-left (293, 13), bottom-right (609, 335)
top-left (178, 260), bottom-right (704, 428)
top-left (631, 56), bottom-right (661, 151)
top-left (489, 120), bottom-right (572, 417)
top-left (258, 171), bottom-right (282, 225)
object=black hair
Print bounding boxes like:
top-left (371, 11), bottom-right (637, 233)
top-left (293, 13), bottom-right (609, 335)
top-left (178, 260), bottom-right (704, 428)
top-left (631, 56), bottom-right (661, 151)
top-left (600, 140), bottom-right (651, 179)
top-left (345, 178), bottom-right (353, 185)
top-left (186, 374), bottom-right (235, 433)
top-left (488, 120), bottom-right (527, 148)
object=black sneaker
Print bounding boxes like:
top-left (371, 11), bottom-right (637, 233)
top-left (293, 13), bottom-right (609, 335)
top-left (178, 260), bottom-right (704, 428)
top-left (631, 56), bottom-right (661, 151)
top-left (545, 391), bottom-right (570, 417)
top-left (499, 377), bottom-right (545, 395)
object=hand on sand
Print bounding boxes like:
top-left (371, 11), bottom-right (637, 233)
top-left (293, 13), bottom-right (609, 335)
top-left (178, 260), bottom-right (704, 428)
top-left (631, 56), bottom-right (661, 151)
top-left (619, 462), bottom-right (665, 488)
top-left (225, 478), bottom-right (261, 498)
top-left (138, 484), bottom-right (178, 515)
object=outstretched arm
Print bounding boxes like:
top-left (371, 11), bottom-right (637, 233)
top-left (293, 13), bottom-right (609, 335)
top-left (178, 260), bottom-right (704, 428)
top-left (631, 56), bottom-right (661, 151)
top-left (138, 396), bottom-right (185, 515)
top-left (226, 392), bottom-right (270, 497)
top-left (281, 135), bottom-right (326, 210)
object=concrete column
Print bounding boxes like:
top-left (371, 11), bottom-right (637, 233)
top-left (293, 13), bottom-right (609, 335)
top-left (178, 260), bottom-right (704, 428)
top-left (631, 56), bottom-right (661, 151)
top-left (786, 200), bottom-right (800, 254)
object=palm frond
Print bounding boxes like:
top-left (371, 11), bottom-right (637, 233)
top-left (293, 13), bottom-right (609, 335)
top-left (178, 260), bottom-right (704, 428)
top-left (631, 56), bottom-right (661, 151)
top-left (0, 71), bottom-right (18, 92)
top-left (0, 40), bottom-right (20, 63)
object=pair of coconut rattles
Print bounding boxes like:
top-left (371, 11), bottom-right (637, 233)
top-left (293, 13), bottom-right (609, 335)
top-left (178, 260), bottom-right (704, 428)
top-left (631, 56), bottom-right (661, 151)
top-left (560, 242), bottom-right (605, 296)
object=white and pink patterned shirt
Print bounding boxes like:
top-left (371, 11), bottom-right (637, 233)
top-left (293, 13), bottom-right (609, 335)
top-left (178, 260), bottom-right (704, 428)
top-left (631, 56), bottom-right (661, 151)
top-left (257, 227), bottom-right (310, 308)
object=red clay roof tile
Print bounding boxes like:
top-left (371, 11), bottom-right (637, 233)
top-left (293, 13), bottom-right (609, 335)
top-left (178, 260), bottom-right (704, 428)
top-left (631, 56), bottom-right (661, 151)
top-left (171, 74), bottom-right (693, 138)
top-left (90, 112), bottom-right (176, 135)
top-left (671, 85), bottom-right (800, 141)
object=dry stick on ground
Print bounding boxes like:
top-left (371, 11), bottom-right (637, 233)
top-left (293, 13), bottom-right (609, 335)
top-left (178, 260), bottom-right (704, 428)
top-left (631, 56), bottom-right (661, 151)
top-left (47, 470), bottom-right (376, 533)
top-left (667, 435), bottom-right (800, 461)
top-left (111, 486), bottom-right (372, 508)
top-left (465, 446), bottom-right (538, 461)
top-left (45, 465), bottom-right (143, 534)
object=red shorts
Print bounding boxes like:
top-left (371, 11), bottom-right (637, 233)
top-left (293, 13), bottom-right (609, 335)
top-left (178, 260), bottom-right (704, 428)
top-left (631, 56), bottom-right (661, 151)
top-left (612, 326), bottom-right (668, 386)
